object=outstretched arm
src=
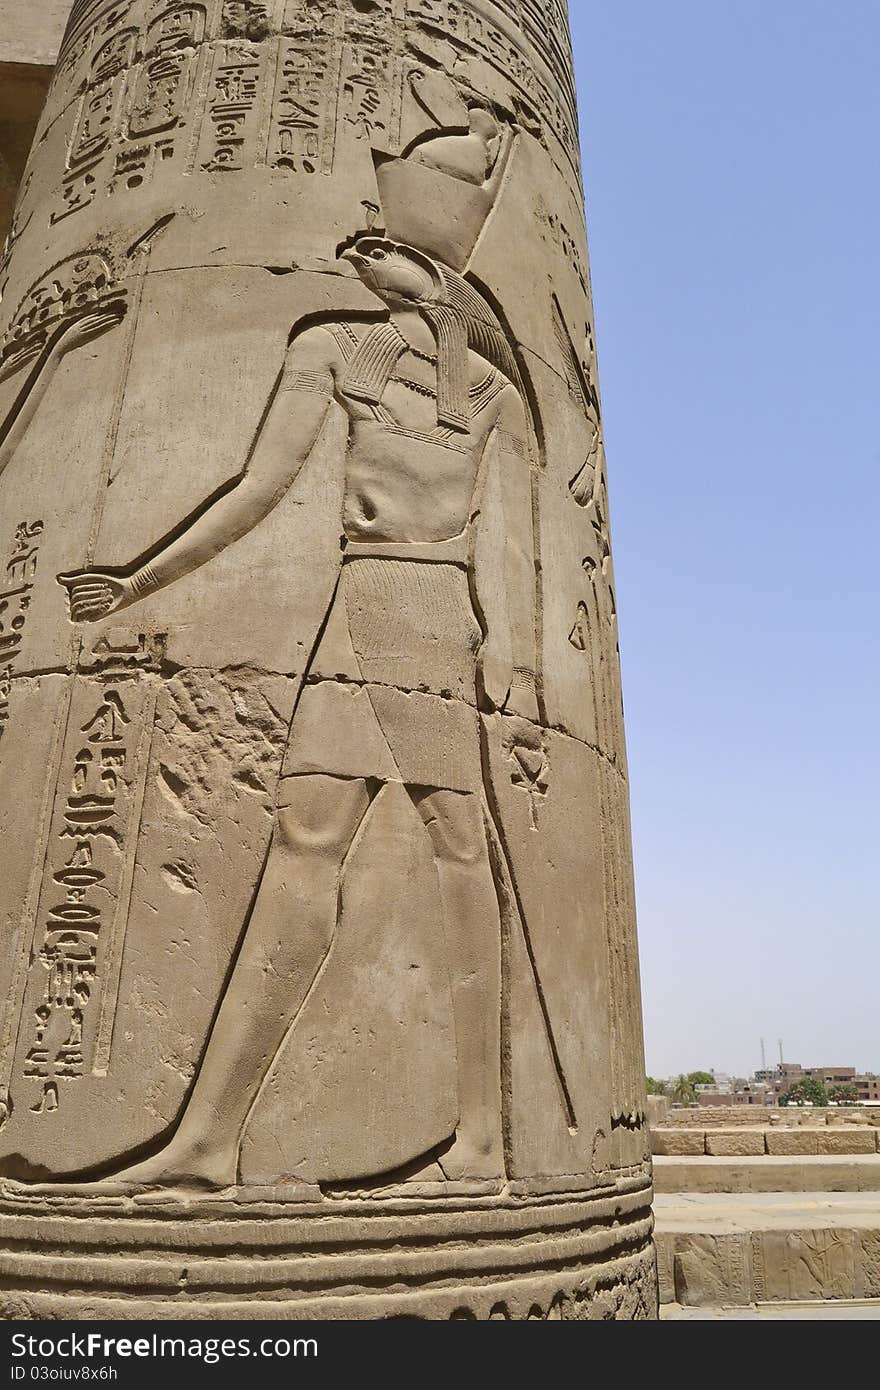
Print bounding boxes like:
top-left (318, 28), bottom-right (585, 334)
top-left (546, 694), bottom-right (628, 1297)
top-left (60, 327), bottom-right (338, 621)
top-left (0, 307), bottom-right (123, 480)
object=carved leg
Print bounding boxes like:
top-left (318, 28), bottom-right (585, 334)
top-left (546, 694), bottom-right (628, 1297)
top-left (110, 774), bottom-right (375, 1188)
top-left (409, 788), bottom-right (504, 1181)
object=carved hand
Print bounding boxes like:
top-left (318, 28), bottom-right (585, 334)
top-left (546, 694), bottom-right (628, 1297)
top-left (56, 305), bottom-right (125, 355)
top-left (57, 570), bottom-right (135, 623)
top-left (503, 675), bottom-right (540, 724)
top-left (479, 647), bottom-right (514, 714)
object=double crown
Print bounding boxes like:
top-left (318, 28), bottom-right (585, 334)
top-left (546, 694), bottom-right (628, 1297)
top-left (372, 113), bottom-right (516, 273)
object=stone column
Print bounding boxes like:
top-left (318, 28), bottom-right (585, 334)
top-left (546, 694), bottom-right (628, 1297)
top-left (0, 0), bottom-right (656, 1319)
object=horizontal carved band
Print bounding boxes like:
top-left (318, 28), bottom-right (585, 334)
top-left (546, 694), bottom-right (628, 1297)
top-left (0, 1180), bottom-right (656, 1320)
top-left (279, 368), bottom-right (334, 397)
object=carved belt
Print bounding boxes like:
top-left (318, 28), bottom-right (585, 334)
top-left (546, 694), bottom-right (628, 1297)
top-left (341, 535), bottom-right (470, 566)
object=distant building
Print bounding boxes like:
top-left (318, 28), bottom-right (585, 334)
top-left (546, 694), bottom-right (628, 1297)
top-left (805, 1066), bottom-right (857, 1086)
top-left (801, 1066), bottom-right (879, 1101)
top-left (653, 1061), bottom-right (878, 1106)
top-left (694, 1077), bottom-right (768, 1107)
top-left (749, 1062), bottom-right (880, 1104)
top-left (658, 1061), bottom-right (880, 1106)
top-left (777, 1062), bottom-right (805, 1083)
top-left (695, 1076), bottom-right (732, 1097)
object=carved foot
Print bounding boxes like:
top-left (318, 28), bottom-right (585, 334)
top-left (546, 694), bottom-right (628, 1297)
top-left (436, 1134), bottom-right (505, 1183)
top-left (109, 1139), bottom-right (238, 1191)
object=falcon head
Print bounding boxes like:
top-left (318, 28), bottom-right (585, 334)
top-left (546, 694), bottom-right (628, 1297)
top-left (342, 238), bottom-right (444, 307)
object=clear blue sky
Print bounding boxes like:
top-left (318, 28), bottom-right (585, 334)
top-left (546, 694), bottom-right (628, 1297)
top-left (571, 2), bottom-right (880, 1078)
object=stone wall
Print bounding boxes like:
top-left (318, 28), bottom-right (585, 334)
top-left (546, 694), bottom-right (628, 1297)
top-left (654, 1128), bottom-right (880, 1157)
top-left (658, 1221), bottom-right (880, 1308)
top-left (661, 1106), bottom-right (880, 1128)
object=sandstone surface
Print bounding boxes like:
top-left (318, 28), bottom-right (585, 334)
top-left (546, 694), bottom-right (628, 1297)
top-left (0, 0), bottom-right (655, 1319)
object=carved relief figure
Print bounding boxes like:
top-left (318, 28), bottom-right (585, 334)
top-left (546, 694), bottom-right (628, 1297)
top-left (60, 115), bottom-right (542, 1187)
top-left (0, 267), bottom-right (125, 479)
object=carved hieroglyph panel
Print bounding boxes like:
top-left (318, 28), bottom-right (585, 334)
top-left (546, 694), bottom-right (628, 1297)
top-left (753, 1230), bottom-right (859, 1304)
top-left (0, 0), bottom-right (649, 1196)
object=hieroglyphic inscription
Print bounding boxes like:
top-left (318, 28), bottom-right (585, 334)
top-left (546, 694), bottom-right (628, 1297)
top-left (57, 22), bottom-right (136, 223)
top-left (268, 33), bottom-right (337, 173)
top-left (512, 0), bottom-right (576, 118)
top-left (585, 518), bottom-right (643, 1138)
top-left (22, 658), bottom-right (158, 1113)
top-left (0, 524), bottom-right (44, 745)
top-left (546, 212), bottom-right (590, 303)
top-left (223, 1), bottom-right (273, 41)
top-left (341, 6), bottom-right (400, 150)
top-left (406, 0), bottom-right (581, 181)
top-left (80, 629), bottom-right (168, 678)
top-left (54, 4), bottom-right (207, 221)
top-left (24, 686), bottom-right (133, 1114)
top-left (59, 1), bottom-right (128, 62)
top-left (55, 4), bottom-right (133, 93)
top-left (119, 4), bottom-right (206, 188)
top-left (199, 43), bottom-right (264, 171)
top-left (46, 0), bottom-right (580, 228)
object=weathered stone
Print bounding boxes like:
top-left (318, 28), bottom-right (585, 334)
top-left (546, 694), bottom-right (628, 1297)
top-left (653, 1156), bottom-right (880, 1194)
top-left (663, 1106), bottom-right (880, 1129)
top-left (664, 1107), bottom-right (768, 1127)
top-left (765, 1129), bottom-right (821, 1156)
top-left (859, 1233), bottom-right (880, 1299)
top-left (646, 1094), bottom-right (670, 1128)
top-left (664, 1303), bottom-right (880, 1320)
top-left (0, 0), bottom-right (655, 1318)
top-left (817, 1130), bottom-right (878, 1155)
top-left (753, 1229), bottom-right (859, 1302)
top-left (657, 1193), bottom-right (880, 1308)
top-left (673, 1235), bottom-right (753, 1308)
top-left (652, 1130), bottom-right (706, 1157)
top-left (655, 1234), bottom-right (677, 1306)
top-left (705, 1131), bottom-right (766, 1157)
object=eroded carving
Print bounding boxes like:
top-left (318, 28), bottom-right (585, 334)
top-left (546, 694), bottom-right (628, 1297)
top-left (0, 253), bottom-right (125, 381)
top-left (552, 297), bottom-right (605, 509)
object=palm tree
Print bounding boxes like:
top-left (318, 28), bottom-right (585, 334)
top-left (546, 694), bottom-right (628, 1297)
top-left (672, 1074), bottom-right (696, 1105)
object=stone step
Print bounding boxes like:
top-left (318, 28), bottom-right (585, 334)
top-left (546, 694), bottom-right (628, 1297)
top-left (652, 1127), bottom-right (880, 1157)
top-left (654, 1154), bottom-right (880, 1193)
top-left (662, 1300), bottom-right (880, 1320)
top-left (655, 1193), bottom-right (880, 1309)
